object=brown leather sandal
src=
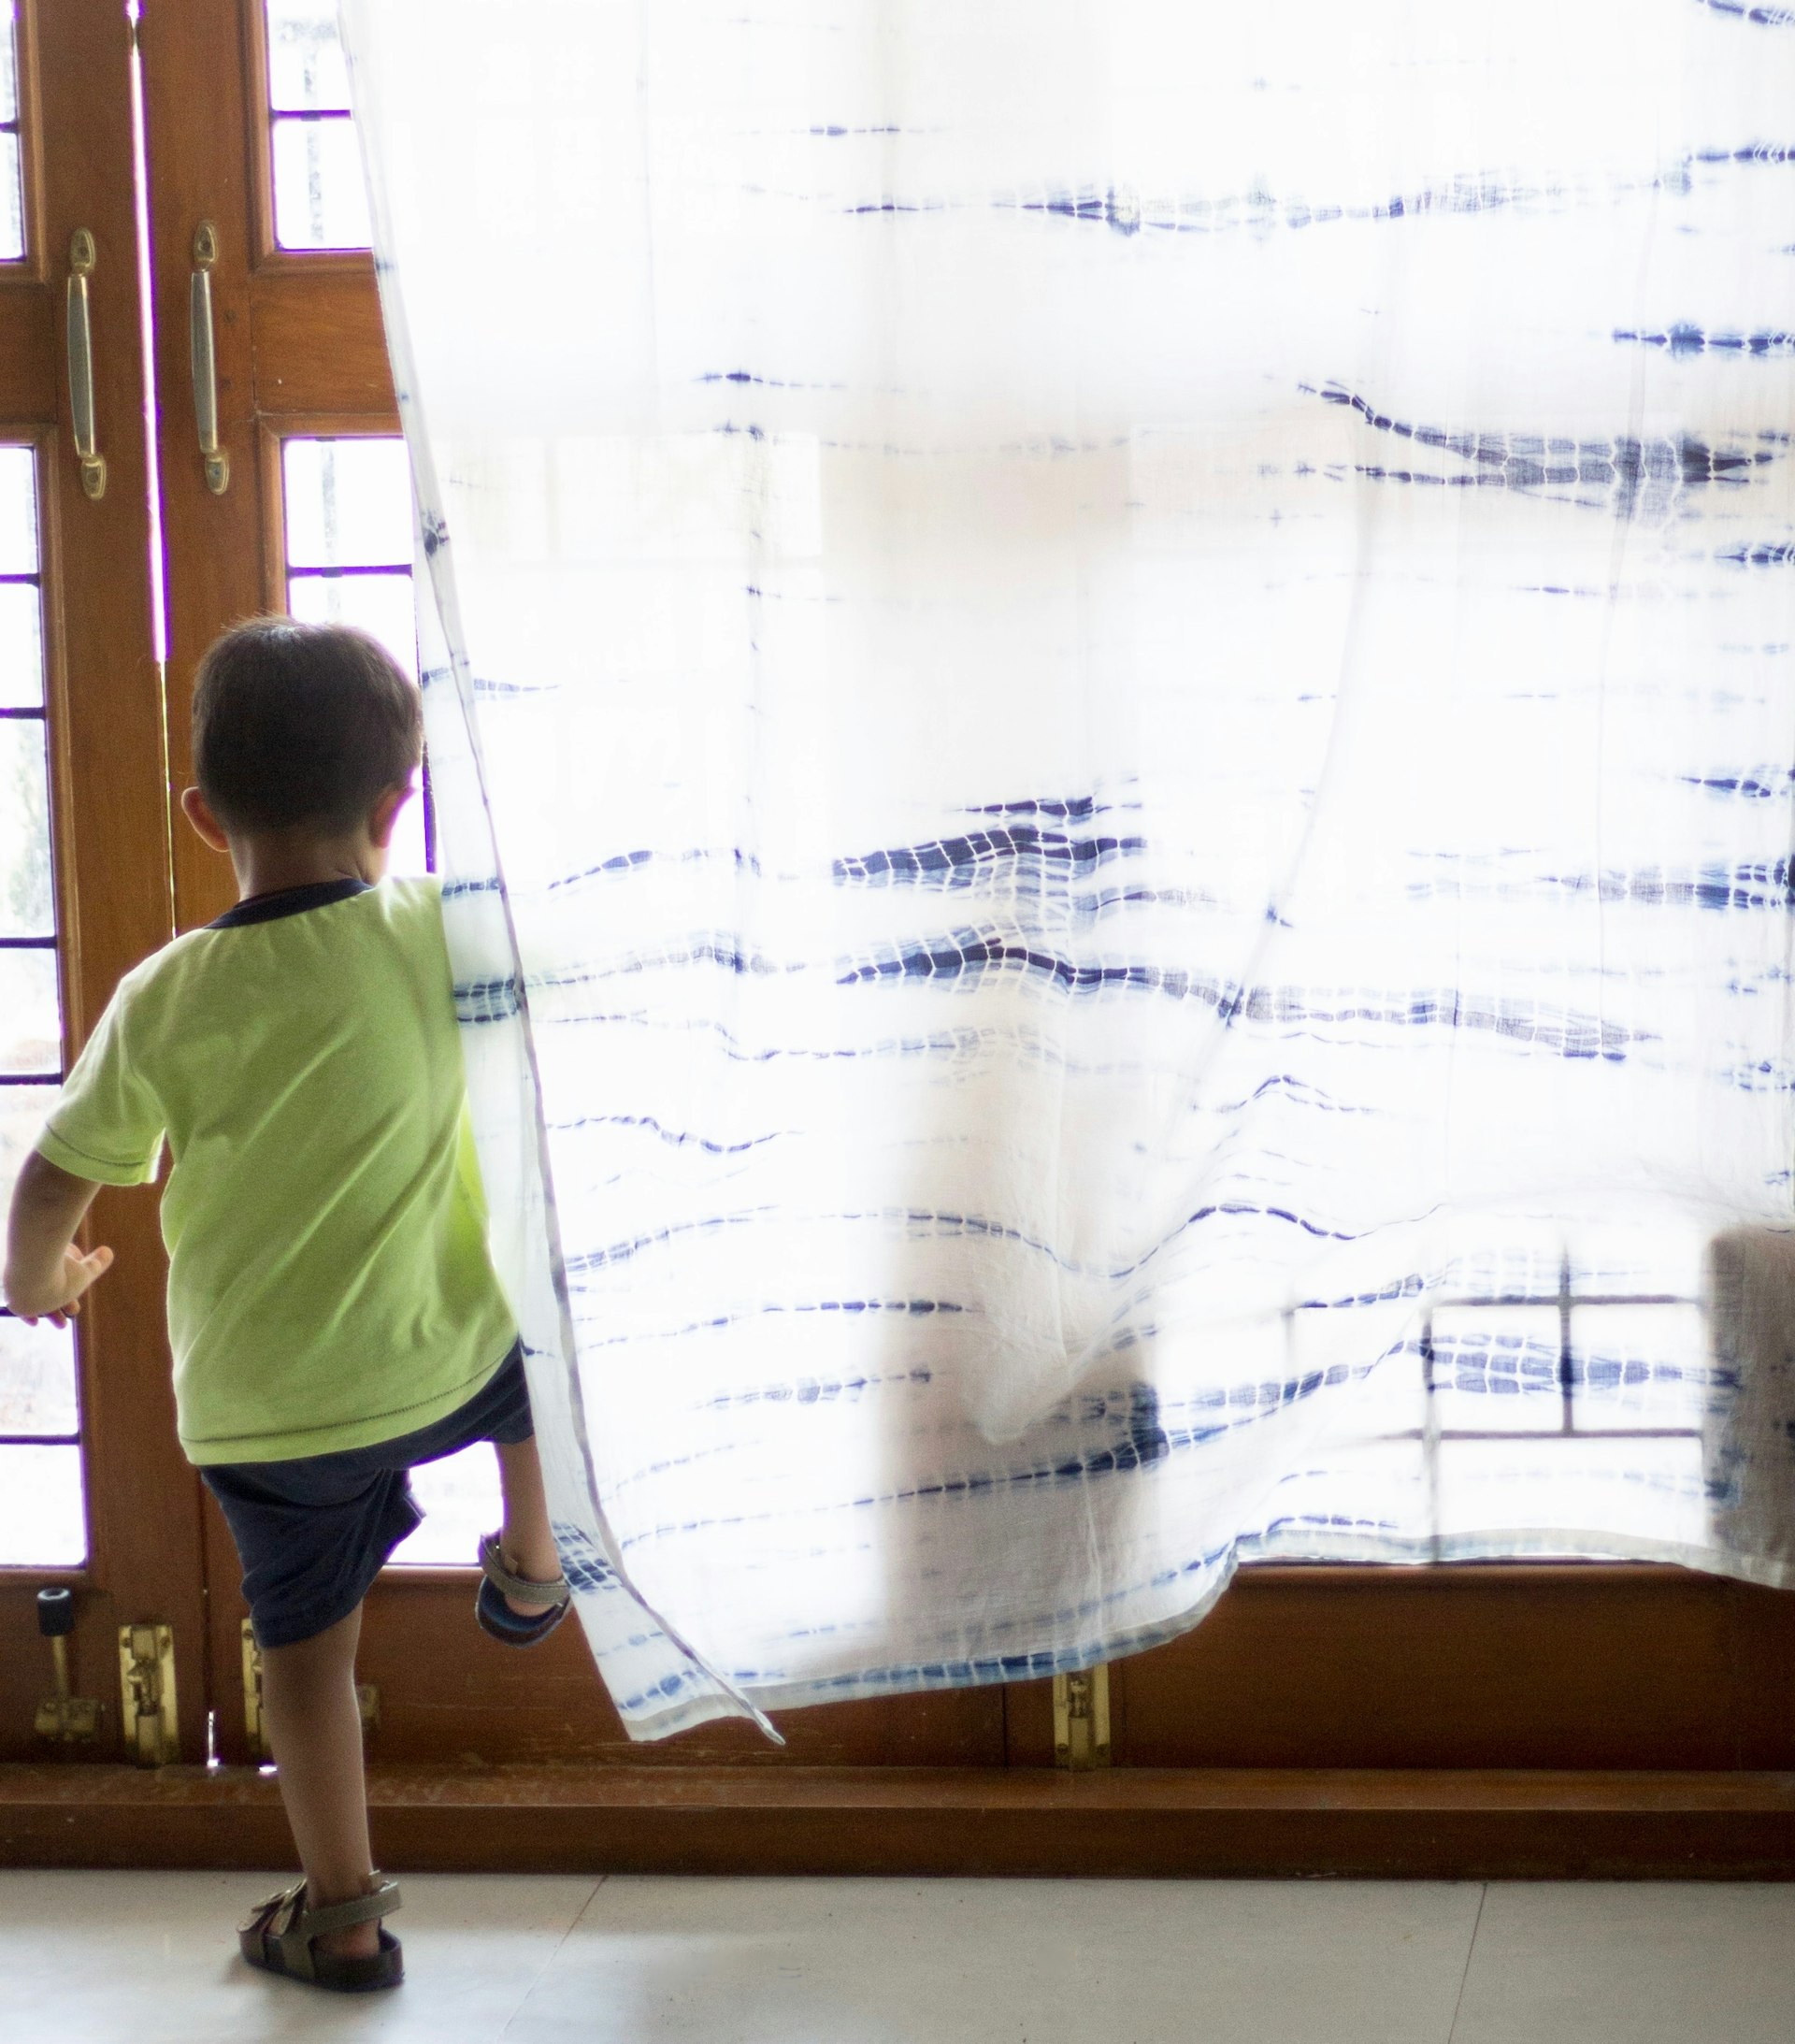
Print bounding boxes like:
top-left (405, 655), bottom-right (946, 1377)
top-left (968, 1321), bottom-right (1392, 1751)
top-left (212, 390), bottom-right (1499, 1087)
top-left (237, 1874), bottom-right (403, 1992)
top-left (475, 1530), bottom-right (572, 1647)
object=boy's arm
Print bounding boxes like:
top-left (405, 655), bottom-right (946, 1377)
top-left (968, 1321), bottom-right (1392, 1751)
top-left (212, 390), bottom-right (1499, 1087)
top-left (4, 1152), bottom-right (113, 1327)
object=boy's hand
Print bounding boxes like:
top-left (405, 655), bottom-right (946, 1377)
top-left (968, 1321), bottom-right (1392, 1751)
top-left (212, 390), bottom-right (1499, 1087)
top-left (6, 1150), bottom-right (108, 1328)
top-left (8, 1243), bottom-right (114, 1327)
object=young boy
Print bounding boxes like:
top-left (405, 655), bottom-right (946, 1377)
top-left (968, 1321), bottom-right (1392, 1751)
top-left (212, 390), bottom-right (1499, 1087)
top-left (3, 617), bottom-right (569, 1994)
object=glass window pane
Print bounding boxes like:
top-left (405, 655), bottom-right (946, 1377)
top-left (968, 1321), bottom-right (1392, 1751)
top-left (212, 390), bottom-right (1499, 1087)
top-left (1293, 1299), bottom-right (1426, 1437)
top-left (0, 1314), bottom-right (78, 1436)
top-left (0, 1082), bottom-right (54, 1218)
top-left (0, 947), bottom-right (58, 1074)
top-left (0, 444), bottom-right (37, 571)
top-left (0, 582), bottom-right (44, 706)
top-left (271, 115), bottom-right (370, 250)
top-left (0, 132), bottom-right (21, 266)
top-left (1433, 1434), bottom-right (1705, 1552)
top-left (0, 3), bottom-right (17, 123)
top-left (390, 1442), bottom-right (501, 1565)
top-left (1571, 1303), bottom-right (1714, 1432)
top-left (1436, 1231), bottom-right (1563, 1304)
top-left (265, 0), bottom-right (352, 111)
top-left (1570, 1221), bottom-right (1705, 1301)
top-left (1429, 1305), bottom-right (1562, 1433)
top-left (0, 717), bottom-right (52, 939)
top-left (283, 439), bottom-right (411, 568)
top-left (383, 784), bottom-right (428, 880)
top-left (287, 570), bottom-right (417, 672)
top-left (0, 1444), bottom-right (87, 1564)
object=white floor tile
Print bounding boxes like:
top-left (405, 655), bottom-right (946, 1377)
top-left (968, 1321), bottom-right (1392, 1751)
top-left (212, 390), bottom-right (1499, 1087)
top-left (14, 1871), bottom-right (1795, 2044)
top-left (1449, 1883), bottom-right (1795, 2044)
top-left (0, 1870), bottom-right (599, 2044)
top-left (504, 1876), bottom-right (1485, 2044)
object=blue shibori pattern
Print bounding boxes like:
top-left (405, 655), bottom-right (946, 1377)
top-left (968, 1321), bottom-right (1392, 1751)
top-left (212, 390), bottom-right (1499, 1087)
top-left (343, 0), bottom-right (1795, 1738)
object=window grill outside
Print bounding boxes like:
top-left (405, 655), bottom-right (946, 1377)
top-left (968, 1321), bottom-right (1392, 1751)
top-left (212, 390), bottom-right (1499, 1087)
top-left (0, 445), bottom-right (86, 1565)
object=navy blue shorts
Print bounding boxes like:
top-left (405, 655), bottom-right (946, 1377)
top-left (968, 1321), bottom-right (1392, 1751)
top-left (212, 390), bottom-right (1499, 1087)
top-left (202, 1340), bottom-right (533, 1649)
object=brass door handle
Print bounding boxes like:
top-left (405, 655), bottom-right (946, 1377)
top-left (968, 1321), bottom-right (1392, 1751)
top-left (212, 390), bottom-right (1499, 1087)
top-left (190, 223), bottom-right (229, 495)
top-left (65, 230), bottom-right (107, 500)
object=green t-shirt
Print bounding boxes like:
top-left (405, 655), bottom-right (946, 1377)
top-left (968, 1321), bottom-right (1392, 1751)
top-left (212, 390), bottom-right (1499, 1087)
top-left (36, 876), bottom-right (517, 1465)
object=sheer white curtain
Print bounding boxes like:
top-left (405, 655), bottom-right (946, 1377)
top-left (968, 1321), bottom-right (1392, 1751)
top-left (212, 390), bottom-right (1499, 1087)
top-left (341, 0), bottom-right (1795, 1738)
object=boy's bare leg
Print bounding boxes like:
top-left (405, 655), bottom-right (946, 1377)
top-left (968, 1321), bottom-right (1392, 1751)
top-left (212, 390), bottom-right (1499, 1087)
top-left (259, 1605), bottom-right (381, 1961)
top-left (495, 1436), bottom-right (563, 1613)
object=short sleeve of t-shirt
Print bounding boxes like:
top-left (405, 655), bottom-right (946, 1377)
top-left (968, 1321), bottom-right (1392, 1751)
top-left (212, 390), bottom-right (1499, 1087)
top-left (25, 880), bottom-right (516, 1464)
top-left (36, 976), bottom-right (165, 1187)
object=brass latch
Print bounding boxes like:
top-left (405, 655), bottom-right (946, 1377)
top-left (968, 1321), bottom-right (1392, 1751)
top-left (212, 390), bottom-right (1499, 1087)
top-left (241, 1619), bottom-right (378, 1762)
top-left (189, 220), bottom-right (230, 495)
top-left (1052, 1663), bottom-right (1112, 1770)
top-left (34, 1590), bottom-right (99, 1745)
top-left (65, 228), bottom-right (107, 501)
top-left (118, 1621), bottom-right (180, 1766)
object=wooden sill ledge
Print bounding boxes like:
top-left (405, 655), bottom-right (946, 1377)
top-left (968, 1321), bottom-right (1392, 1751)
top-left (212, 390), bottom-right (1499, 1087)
top-left (4, 1763), bottom-right (1795, 1878)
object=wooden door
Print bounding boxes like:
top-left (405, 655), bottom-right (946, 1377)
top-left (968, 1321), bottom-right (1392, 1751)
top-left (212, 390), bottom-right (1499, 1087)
top-left (128, 0), bottom-right (1001, 1774)
top-left (0, 0), bottom-right (207, 1766)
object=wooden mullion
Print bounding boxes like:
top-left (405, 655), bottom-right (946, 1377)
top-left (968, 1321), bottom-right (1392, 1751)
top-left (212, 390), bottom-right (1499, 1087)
top-left (237, 0), bottom-right (276, 267)
top-left (249, 265), bottom-right (396, 417)
top-left (0, 0), bottom-right (206, 1767)
top-left (251, 410), bottom-right (283, 612)
top-left (0, 295), bottom-right (57, 418)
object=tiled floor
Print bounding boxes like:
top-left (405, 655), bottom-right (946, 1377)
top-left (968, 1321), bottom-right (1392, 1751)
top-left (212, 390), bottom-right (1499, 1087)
top-left (3, 1871), bottom-right (1794, 2042)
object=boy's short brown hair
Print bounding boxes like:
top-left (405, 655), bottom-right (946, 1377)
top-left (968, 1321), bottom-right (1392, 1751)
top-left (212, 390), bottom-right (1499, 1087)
top-left (192, 616), bottom-right (424, 834)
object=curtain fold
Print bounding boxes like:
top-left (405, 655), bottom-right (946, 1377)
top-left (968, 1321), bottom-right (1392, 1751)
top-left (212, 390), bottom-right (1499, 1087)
top-left (342, 0), bottom-right (1795, 1738)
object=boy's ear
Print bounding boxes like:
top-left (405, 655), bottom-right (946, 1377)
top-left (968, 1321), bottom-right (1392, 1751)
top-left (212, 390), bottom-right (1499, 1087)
top-left (180, 786), bottom-right (231, 854)
top-left (367, 779), bottom-right (416, 851)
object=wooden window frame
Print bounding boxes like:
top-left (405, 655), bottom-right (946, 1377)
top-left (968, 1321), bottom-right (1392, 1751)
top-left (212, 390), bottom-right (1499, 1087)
top-left (6, 0), bottom-right (1795, 1873)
